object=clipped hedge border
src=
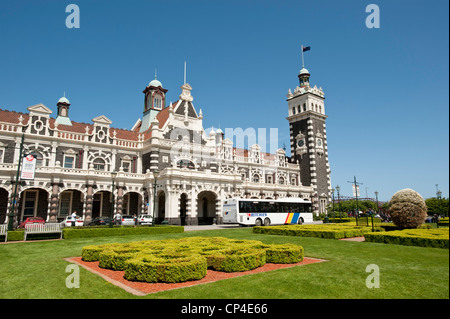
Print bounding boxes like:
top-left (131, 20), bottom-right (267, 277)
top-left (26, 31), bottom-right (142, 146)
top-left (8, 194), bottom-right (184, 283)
top-left (64, 225), bottom-right (184, 239)
top-left (253, 224), bottom-right (382, 239)
top-left (81, 236), bottom-right (304, 283)
top-left (364, 229), bottom-right (449, 249)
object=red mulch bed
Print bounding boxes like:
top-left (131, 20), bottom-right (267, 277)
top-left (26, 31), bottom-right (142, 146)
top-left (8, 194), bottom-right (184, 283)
top-left (66, 256), bottom-right (327, 296)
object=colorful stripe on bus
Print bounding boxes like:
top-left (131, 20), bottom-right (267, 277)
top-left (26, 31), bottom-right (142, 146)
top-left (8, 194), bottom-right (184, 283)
top-left (284, 212), bottom-right (300, 224)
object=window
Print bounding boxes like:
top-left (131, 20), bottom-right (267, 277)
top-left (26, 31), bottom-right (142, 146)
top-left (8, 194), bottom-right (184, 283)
top-left (278, 176), bottom-right (285, 185)
top-left (292, 107), bottom-right (296, 115)
top-left (121, 160), bottom-right (131, 172)
top-left (30, 151), bottom-right (44, 166)
top-left (93, 158), bottom-right (105, 171)
top-left (59, 192), bottom-right (72, 217)
top-left (22, 190), bottom-right (37, 217)
top-left (303, 103), bottom-right (306, 112)
top-left (63, 155), bottom-right (75, 168)
top-left (153, 97), bottom-right (162, 109)
top-left (252, 175), bottom-right (260, 183)
top-left (267, 175), bottom-right (273, 184)
top-left (177, 160), bottom-right (195, 169)
top-left (0, 148), bottom-right (4, 163)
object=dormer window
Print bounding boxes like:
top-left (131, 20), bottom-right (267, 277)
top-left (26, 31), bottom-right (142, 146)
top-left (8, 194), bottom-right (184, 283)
top-left (153, 96), bottom-right (162, 109)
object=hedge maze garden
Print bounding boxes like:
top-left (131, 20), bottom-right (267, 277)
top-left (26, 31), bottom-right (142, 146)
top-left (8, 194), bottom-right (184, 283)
top-left (81, 237), bottom-right (304, 283)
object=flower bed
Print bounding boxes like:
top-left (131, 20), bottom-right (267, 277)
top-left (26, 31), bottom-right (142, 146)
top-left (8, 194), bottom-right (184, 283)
top-left (364, 228), bottom-right (449, 249)
top-left (81, 237), bottom-right (304, 283)
top-left (253, 224), bottom-right (382, 239)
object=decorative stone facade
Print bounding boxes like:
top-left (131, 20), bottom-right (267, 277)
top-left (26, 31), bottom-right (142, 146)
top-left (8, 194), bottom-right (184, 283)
top-left (0, 66), bottom-right (330, 226)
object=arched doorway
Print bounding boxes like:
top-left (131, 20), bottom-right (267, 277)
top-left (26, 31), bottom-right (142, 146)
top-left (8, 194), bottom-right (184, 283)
top-left (122, 192), bottom-right (142, 216)
top-left (0, 188), bottom-right (8, 224)
top-left (92, 190), bottom-right (112, 219)
top-left (156, 190), bottom-right (166, 224)
top-left (58, 190), bottom-right (84, 222)
top-left (179, 193), bottom-right (187, 226)
top-left (197, 191), bottom-right (217, 225)
top-left (18, 188), bottom-right (48, 222)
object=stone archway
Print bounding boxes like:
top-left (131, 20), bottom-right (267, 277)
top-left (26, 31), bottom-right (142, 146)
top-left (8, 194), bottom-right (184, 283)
top-left (156, 190), bottom-right (166, 224)
top-left (179, 193), bottom-right (188, 226)
top-left (92, 190), bottom-right (112, 219)
top-left (18, 188), bottom-right (49, 223)
top-left (197, 191), bottom-right (217, 225)
top-left (0, 188), bottom-right (8, 224)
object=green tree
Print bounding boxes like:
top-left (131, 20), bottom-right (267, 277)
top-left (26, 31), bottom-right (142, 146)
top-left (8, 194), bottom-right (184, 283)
top-left (425, 197), bottom-right (449, 217)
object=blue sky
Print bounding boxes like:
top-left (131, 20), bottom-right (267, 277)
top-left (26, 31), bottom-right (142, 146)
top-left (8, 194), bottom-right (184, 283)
top-left (0, 0), bottom-right (448, 201)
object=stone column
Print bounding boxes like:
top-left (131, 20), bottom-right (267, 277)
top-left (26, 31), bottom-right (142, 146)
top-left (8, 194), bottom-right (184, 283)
top-left (84, 184), bottom-right (93, 225)
top-left (48, 182), bottom-right (59, 223)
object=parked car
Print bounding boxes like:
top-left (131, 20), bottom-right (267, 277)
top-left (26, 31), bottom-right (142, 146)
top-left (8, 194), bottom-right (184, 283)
top-left (121, 215), bottom-right (136, 226)
top-left (89, 216), bottom-right (111, 226)
top-left (19, 217), bottom-right (45, 228)
top-left (61, 215), bottom-right (84, 227)
top-left (138, 214), bottom-right (153, 225)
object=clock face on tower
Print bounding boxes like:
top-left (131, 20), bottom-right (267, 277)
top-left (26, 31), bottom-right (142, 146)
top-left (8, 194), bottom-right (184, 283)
top-left (297, 139), bottom-right (304, 147)
top-left (317, 139), bottom-right (322, 147)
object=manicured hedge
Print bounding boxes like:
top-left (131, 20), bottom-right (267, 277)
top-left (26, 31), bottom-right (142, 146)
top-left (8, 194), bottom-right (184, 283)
top-left (81, 236), bottom-right (304, 283)
top-left (63, 225), bottom-right (184, 239)
top-left (364, 228), bottom-right (449, 249)
top-left (253, 224), bottom-right (383, 239)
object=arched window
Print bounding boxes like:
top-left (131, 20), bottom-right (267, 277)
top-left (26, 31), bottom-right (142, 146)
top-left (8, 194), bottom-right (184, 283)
top-left (303, 103), bottom-right (307, 112)
top-left (177, 159), bottom-right (195, 169)
top-left (29, 151), bottom-right (44, 167)
top-left (93, 158), bottom-right (105, 171)
top-left (278, 176), bottom-right (285, 185)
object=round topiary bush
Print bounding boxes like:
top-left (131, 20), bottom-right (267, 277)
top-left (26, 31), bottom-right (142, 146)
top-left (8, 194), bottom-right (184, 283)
top-left (389, 188), bottom-right (427, 229)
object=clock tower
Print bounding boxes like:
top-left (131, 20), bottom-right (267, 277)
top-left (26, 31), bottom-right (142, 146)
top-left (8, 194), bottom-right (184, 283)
top-left (286, 66), bottom-right (331, 214)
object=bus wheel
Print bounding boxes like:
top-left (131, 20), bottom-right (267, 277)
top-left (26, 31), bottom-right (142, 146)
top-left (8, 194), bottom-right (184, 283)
top-left (255, 218), bottom-right (262, 226)
top-left (264, 218), bottom-right (271, 226)
top-left (298, 217), bottom-right (304, 225)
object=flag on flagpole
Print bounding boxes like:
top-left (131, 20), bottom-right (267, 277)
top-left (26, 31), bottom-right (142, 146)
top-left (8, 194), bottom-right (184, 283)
top-left (302, 46), bottom-right (311, 52)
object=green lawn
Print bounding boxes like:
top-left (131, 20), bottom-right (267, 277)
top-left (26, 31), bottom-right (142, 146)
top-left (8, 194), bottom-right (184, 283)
top-left (0, 227), bottom-right (448, 299)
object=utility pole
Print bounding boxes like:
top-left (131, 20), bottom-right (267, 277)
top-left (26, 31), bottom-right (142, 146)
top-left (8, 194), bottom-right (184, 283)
top-left (348, 176), bottom-right (363, 225)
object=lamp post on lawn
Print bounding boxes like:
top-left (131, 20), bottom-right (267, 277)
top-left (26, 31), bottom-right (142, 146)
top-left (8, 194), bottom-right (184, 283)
top-left (109, 170), bottom-right (118, 228)
top-left (152, 170), bottom-right (159, 226)
top-left (336, 185), bottom-right (341, 219)
top-left (331, 188), bottom-right (335, 219)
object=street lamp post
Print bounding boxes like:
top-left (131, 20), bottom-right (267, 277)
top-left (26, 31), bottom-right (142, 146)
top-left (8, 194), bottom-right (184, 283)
top-left (331, 188), bottom-right (335, 219)
top-left (152, 170), bottom-right (159, 227)
top-left (336, 185), bottom-right (341, 219)
top-left (110, 171), bottom-right (118, 228)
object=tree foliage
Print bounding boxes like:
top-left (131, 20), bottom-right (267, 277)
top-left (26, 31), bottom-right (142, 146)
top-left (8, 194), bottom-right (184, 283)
top-left (425, 197), bottom-right (449, 217)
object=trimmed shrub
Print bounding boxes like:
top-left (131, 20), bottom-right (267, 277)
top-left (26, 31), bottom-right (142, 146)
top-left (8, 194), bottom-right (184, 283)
top-left (364, 228), bottom-right (449, 249)
top-left (265, 244), bottom-right (304, 264)
top-left (389, 188), bottom-right (428, 229)
top-left (124, 252), bottom-right (207, 283)
top-left (64, 225), bottom-right (184, 239)
top-left (82, 236), bottom-right (304, 283)
top-left (254, 224), bottom-right (382, 239)
top-left (207, 248), bottom-right (266, 272)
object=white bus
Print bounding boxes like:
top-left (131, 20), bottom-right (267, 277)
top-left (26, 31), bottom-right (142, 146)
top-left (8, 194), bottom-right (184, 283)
top-left (222, 198), bottom-right (313, 226)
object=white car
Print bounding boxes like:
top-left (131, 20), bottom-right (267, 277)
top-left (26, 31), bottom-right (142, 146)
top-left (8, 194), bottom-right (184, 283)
top-left (138, 214), bottom-right (153, 225)
top-left (62, 216), bottom-right (84, 227)
top-left (121, 215), bottom-right (137, 226)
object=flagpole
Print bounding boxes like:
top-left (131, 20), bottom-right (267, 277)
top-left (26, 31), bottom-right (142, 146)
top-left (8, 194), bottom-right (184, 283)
top-left (301, 45), bottom-right (304, 68)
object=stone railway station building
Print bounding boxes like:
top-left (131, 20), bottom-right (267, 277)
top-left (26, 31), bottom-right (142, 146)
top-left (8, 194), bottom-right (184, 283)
top-left (0, 65), bottom-right (331, 226)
